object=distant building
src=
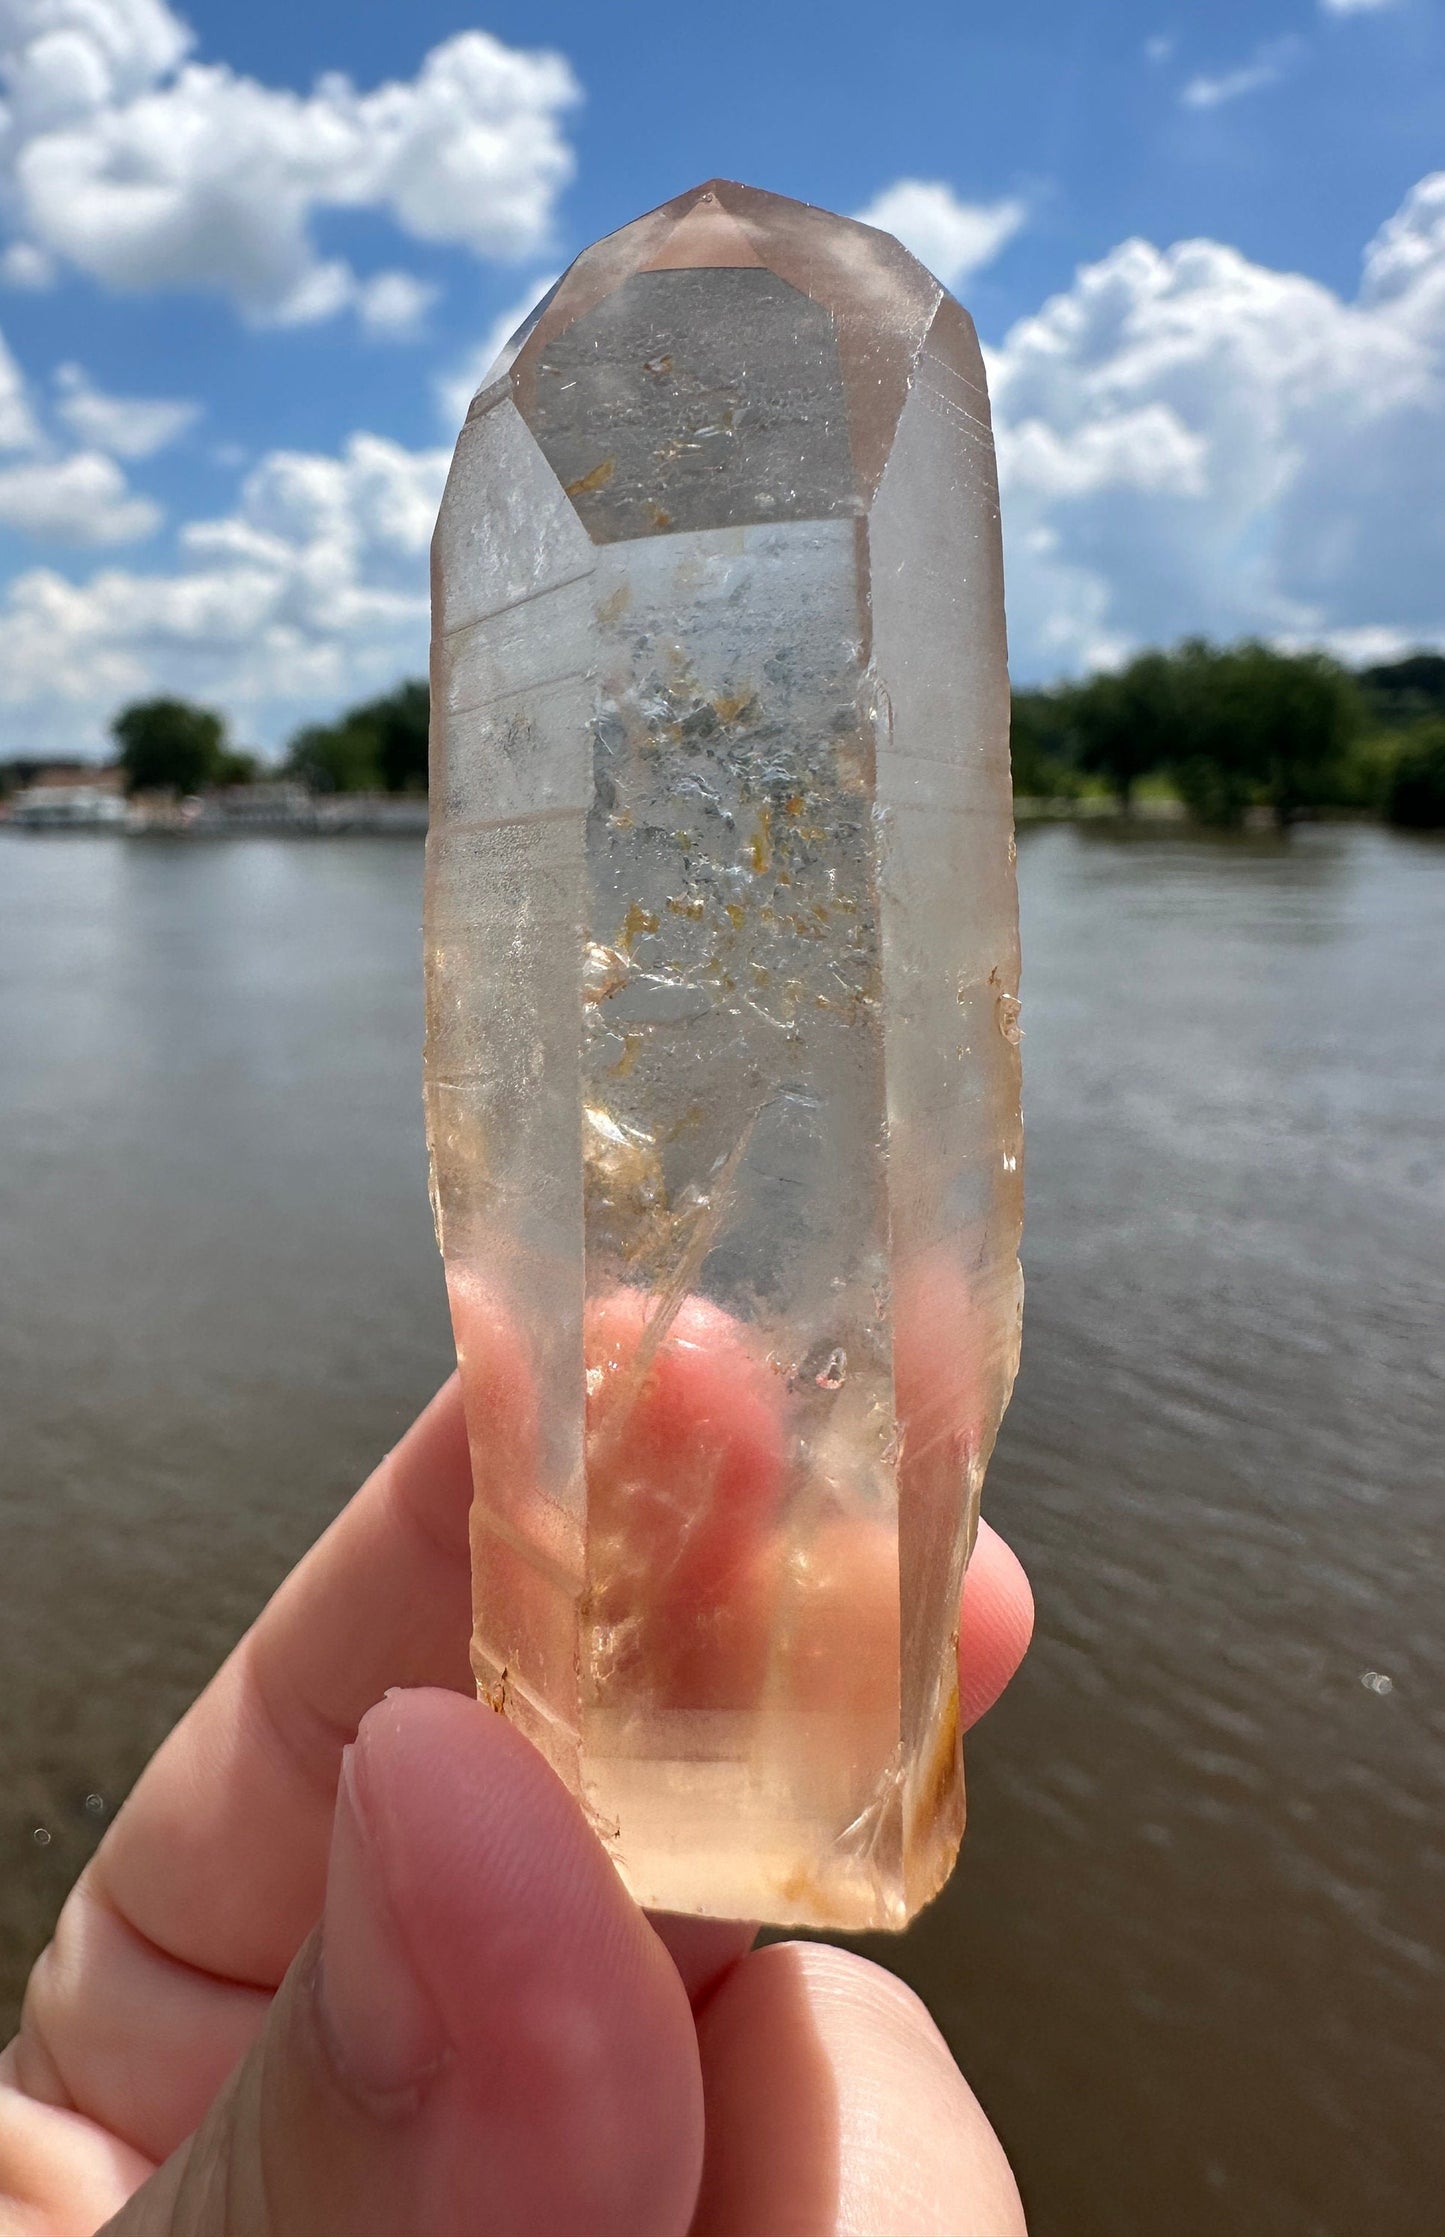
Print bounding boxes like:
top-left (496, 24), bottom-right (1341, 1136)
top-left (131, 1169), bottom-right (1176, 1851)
top-left (187, 781), bottom-right (317, 833)
top-left (9, 765), bottom-right (127, 829)
top-left (163, 783), bottom-right (426, 835)
top-left (5, 767), bottom-right (429, 837)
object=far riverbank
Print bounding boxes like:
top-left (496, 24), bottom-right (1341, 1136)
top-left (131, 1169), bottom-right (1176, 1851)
top-left (3, 781), bottom-right (427, 836)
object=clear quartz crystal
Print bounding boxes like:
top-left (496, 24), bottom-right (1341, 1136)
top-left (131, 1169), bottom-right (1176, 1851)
top-left (425, 180), bottom-right (1023, 1929)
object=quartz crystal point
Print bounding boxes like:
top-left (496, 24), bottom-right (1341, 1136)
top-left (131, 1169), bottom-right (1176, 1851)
top-left (425, 180), bottom-right (1023, 1929)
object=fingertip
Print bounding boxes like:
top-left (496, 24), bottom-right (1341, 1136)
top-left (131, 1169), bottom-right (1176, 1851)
top-left (692, 1942), bottom-right (1026, 2237)
top-left (959, 1518), bottom-right (1035, 1728)
top-left (972, 1517), bottom-right (1035, 1642)
top-left (349, 1688), bottom-right (658, 2023)
top-left (346, 1689), bottom-right (704, 2236)
top-left (586, 1289), bottom-right (788, 1520)
top-left (157, 1691), bottom-right (704, 2237)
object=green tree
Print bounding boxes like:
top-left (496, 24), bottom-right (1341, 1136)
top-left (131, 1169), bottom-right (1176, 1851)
top-left (284, 720), bottom-right (381, 794)
top-left (283, 680), bottom-right (429, 795)
top-left (365, 678), bottom-right (429, 793)
top-left (1358, 653), bottom-right (1445, 731)
top-left (1165, 642), bottom-right (1361, 830)
top-left (1007, 641), bottom-right (1365, 827)
top-left (1065, 650), bottom-right (1180, 810)
top-left (214, 748), bottom-right (259, 787)
top-left (112, 698), bottom-right (226, 795)
top-left (1385, 721), bottom-right (1445, 830)
top-left (1009, 689), bottom-right (1081, 798)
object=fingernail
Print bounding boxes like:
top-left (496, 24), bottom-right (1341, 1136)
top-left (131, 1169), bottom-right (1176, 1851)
top-left (315, 1744), bottom-right (444, 2106)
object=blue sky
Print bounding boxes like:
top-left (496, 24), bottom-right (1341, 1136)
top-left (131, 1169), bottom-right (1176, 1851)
top-left (0, 0), bottom-right (1441, 755)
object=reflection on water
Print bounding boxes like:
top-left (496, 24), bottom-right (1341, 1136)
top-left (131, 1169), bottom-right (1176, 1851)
top-left (2, 824), bottom-right (1442, 2236)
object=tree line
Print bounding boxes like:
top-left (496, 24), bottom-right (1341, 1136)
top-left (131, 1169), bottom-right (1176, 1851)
top-left (42, 642), bottom-right (1445, 832)
top-left (1012, 643), bottom-right (1445, 830)
top-left (100, 681), bottom-right (430, 799)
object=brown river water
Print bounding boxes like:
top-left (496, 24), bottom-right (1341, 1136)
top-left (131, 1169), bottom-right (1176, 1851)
top-left (1, 822), bottom-right (1441, 2234)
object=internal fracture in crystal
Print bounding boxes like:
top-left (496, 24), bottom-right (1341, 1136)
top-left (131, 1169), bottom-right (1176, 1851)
top-left (425, 180), bottom-right (1023, 1928)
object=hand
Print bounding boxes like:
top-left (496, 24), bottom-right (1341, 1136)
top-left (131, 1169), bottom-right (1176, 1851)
top-left (0, 1369), bottom-right (1033, 2236)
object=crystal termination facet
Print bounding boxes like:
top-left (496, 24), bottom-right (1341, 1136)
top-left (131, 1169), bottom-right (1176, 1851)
top-left (426, 180), bottom-right (1023, 1929)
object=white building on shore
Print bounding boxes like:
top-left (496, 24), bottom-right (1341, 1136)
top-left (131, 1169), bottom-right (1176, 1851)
top-left (8, 766), bottom-right (128, 829)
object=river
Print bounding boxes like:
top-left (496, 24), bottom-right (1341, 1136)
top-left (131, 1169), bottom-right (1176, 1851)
top-left (1, 822), bottom-right (1440, 2235)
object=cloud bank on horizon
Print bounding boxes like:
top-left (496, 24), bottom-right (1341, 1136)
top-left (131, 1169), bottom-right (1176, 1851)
top-left (0, 0), bottom-right (1437, 756)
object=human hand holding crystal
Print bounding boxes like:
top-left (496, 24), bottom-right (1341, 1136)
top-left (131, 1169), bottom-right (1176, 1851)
top-left (0, 1336), bottom-right (1032, 2236)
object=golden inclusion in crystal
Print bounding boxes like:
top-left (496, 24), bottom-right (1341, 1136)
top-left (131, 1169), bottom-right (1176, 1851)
top-left (425, 180), bottom-right (1023, 1928)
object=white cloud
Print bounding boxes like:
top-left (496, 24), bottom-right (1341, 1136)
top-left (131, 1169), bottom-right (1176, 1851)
top-left (991, 172), bottom-right (1445, 675)
top-left (0, 322), bottom-right (38, 447)
top-left (999, 404), bottom-right (1207, 500)
top-left (0, 429), bottom-right (448, 748)
top-left (0, 0), bottom-right (192, 115)
top-left (356, 269), bottom-right (436, 338)
top-left (1144, 34), bottom-right (1176, 63)
top-left (0, 238), bottom-right (53, 286)
top-left (1181, 39), bottom-right (1298, 108)
top-left (1360, 170), bottom-right (1445, 329)
top-left (53, 361), bottom-right (197, 454)
top-left (854, 180), bottom-right (1025, 289)
top-left (436, 271), bottom-right (559, 428)
top-left (0, 317), bottom-right (161, 535)
top-left (6, 169), bottom-right (1445, 750)
top-left (1319, 0), bottom-right (1397, 12)
top-left (0, 2), bottom-right (580, 325)
top-left (0, 449), bottom-right (157, 540)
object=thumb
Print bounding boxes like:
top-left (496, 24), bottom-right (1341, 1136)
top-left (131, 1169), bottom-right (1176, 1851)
top-left (103, 1691), bottom-right (704, 2237)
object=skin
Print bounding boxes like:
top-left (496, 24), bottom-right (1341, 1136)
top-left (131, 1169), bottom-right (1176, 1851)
top-left (0, 1353), bottom-right (1033, 2237)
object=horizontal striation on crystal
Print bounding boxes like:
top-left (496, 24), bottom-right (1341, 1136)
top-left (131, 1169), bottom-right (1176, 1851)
top-left (425, 179), bottom-right (1022, 1928)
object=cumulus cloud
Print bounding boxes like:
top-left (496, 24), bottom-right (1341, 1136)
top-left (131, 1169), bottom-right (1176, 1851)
top-left (0, 429), bottom-right (448, 749)
top-left (1360, 170), bottom-right (1445, 326)
top-left (3, 0), bottom-right (191, 111)
top-left (991, 172), bottom-right (1445, 675)
top-left (0, 318), bottom-right (161, 537)
top-left (1181, 38), bottom-right (1298, 108)
top-left (0, 0), bottom-right (580, 324)
top-left (0, 322), bottom-right (38, 447)
top-left (53, 361), bottom-right (197, 454)
top-left (854, 180), bottom-right (1025, 289)
top-left (5, 169), bottom-right (1445, 749)
top-left (0, 448), bottom-right (157, 540)
top-left (0, 238), bottom-right (52, 286)
top-left (1000, 404), bottom-right (1207, 501)
top-left (356, 269), bottom-right (437, 338)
